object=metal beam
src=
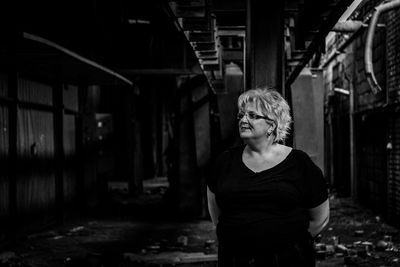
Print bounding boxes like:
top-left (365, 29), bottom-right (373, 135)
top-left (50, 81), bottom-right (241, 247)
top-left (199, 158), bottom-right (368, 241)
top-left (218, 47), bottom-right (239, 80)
top-left (285, 0), bottom-right (354, 88)
top-left (246, 0), bottom-right (284, 90)
top-left (23, 32), bottom-right (133, 86)
top-left (118, 68), bottom-right (203, 76)
top-left (53, 84), bottom-right (64, 223)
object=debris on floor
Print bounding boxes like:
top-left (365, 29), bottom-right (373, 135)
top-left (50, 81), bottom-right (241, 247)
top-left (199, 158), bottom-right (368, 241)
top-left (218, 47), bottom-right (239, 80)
top-left (2, 191), bottom-right (400, 266)
top-left (316, 196), bottom-right (400, 267)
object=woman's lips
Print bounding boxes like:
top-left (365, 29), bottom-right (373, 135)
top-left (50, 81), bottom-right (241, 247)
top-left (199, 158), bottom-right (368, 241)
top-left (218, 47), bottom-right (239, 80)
top-left (239, 124), bottom-right (251, 130)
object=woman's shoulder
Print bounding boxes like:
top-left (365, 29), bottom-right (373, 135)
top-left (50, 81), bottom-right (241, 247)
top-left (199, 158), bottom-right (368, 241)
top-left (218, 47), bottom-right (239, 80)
top-left (290, 149), bottom-right (322, 171)
top-left (212, 145), bottom-right (244, 165)
top-left (278, 147), bottom-right (312, 165)
top-left (290, 147), bottom-right (310, 158)
top-left (274, 144), bottom-right (293, 154)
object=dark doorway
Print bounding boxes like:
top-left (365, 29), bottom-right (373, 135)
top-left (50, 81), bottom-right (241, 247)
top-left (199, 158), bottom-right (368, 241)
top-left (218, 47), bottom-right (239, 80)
top-left (330, 92), bottom-right (351, 196)
top-left (356, 113), bottom-right (388, 217)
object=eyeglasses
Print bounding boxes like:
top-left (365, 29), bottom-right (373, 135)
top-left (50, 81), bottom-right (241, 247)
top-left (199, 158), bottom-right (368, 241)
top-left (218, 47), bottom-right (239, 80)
top-left (237, 111), bottom-right (272, 121)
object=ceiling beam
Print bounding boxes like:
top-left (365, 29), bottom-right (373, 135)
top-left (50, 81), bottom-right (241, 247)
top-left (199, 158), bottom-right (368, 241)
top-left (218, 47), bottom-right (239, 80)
top-left (117, 68), bottom-right (203, 76)
top-left (22, 32), bottom-right (134, 86)
top-left (285, 0), bottom-right (354, 88)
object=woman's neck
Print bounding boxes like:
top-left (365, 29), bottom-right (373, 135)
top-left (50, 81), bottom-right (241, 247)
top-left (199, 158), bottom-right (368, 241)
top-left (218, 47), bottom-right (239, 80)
top-left (244, 137), bottom-right (276, 155)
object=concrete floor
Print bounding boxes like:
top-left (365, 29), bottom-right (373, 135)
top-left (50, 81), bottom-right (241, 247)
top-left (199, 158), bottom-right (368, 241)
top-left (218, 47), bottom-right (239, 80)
top-left (6, 219), bottom-right (217, 267)
top-left (2, 179), bottom-right (400, 267)
top-left (0, 178), bottom-right (218, 267)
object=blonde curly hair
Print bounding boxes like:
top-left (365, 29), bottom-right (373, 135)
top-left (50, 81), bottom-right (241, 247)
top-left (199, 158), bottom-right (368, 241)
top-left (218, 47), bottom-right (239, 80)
top-left (237, 87), bottom-right (292, 143)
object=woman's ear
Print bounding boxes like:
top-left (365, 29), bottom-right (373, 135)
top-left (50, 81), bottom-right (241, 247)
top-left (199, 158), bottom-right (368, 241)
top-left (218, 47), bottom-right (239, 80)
top-left (268, 123), bottom-right (277, 137)
top-left (267, 126), bottom-right (274, 136)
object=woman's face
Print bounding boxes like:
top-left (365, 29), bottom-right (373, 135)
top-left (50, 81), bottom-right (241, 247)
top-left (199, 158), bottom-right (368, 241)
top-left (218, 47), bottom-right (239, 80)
top-left (237, 102), bottom-right (274, 141)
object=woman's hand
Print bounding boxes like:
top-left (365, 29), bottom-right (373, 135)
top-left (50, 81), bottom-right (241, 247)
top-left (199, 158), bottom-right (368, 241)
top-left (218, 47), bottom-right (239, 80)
top-left (308, 199), bottom-right (330, 237)
top-left (207, 186), bottom-right (220, 226)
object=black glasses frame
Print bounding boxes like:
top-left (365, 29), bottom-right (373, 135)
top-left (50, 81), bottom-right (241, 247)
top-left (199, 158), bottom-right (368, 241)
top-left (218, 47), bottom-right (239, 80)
top-left (237, 111), bottom-right (273, 122)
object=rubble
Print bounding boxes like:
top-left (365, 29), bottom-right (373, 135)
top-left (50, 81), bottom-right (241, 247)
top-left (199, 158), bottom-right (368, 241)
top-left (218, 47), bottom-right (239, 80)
top-left (0, 252), bottom-right (17, 264)
top-left (204, 239), bottom-right (217, 251)
top-left (354, 230), bottom-right (365, 237)
top-left (0, 251), bottom-right (31, 267)
top-left (177, 235), bottom-right (189, 246)
top-left (27, 231), bottom-right (57, 240)
top-left (316, 197), bottom-right (400, 267)
top-left (123, 251), bottom-right (217, 265)
top-left (69, 226), bottom-right (84, 233)
top-left (3, 195), bottom-right (400, 266)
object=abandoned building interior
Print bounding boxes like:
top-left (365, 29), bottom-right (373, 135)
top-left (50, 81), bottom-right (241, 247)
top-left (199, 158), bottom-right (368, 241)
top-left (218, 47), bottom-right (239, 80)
top-left (1, 0), bottom-right (400, 266)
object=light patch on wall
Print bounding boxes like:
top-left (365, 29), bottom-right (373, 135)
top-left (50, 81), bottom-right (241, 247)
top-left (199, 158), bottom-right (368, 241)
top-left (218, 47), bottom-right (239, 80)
top-left (128, 19), bottom-right (151, 25)
top-left (334, 87), bottom-right (350, 95)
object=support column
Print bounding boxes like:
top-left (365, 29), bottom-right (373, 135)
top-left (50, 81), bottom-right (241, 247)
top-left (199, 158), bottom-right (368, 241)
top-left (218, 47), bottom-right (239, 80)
top-left (348, 75), bottom-right (357, 198)
top-left (124, 87), bottom-right (139, 195)
top-left (246, 0), bottom-right (284, 91)
top-left (76, 85), bottom-right (86, 211)
top-left (177, 90), bottom-right (199, 216)
top-left (53, 84), bottom-right (64, 223)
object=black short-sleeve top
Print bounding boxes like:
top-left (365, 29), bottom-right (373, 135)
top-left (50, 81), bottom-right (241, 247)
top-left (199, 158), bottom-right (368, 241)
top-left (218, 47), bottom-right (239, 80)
top-left (207, 145), bottom-right (328, 246)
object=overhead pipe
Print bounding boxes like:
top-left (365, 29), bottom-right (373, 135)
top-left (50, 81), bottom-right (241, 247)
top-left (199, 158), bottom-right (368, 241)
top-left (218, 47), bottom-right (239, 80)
top-left (322, 22), bottom-right (385, 69)
top-left (332, 20), bottom-right (385, 32)
top-left (23, 32), bottom-right (134, 86)
top-left (365, 0), bottom-right (400, 94)
top-left (333, 20), bottom-right (365, 32)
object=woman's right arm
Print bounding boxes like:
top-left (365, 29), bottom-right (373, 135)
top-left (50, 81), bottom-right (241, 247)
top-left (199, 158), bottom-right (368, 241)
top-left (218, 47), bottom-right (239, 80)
top-left (207, 186), bottom-right (220, 226)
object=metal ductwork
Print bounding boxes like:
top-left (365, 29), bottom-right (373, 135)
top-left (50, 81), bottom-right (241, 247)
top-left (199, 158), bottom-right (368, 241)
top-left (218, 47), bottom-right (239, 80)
top-left (365, 0), bottom-right (400, 94)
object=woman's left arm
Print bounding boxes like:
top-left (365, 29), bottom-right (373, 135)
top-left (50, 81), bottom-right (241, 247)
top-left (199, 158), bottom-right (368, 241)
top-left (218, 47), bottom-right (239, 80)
top-left (308, 198), bottom-right (330, 237)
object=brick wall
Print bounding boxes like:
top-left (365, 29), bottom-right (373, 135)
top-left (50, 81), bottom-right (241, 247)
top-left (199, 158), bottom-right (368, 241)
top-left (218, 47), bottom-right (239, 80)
top-left (323, 40), bottom-right (357, 195)
top-left (387, 9), bottom-right (400, 101)
top-left (356, 113), bottom-right (388, 216)
top-left (353, 25), bottom-right (386, 111)
top-left (388, 113), bottom-right (400, 223)
top-left (323, 0), bottom-right (400, 221)
top-left (387, 7), bottom-right (400, 223)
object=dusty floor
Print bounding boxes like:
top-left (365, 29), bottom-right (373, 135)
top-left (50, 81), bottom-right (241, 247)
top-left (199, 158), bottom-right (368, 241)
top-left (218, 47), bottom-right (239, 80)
top-left (1, 181), bottom-right (400, 266)
top-left (315, 194), bottom-right (400, 267)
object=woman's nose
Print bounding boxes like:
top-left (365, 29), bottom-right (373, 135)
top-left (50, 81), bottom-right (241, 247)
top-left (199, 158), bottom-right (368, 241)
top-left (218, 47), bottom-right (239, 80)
top-left (239, 114), bottom-right (250, 123)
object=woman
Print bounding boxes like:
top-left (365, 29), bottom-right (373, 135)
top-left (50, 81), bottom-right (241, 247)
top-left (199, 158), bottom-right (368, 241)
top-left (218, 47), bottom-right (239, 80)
top-left (207, 88), bottom-right (329, 267)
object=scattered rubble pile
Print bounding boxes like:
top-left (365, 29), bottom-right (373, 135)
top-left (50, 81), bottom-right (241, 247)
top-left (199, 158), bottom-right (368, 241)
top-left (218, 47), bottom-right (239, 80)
top-left (316, 196), bottom-right (400, 267)
top-left (2, 195), bottom-right (400, 267)
top-left (0, 220), bottom-right (218, 267)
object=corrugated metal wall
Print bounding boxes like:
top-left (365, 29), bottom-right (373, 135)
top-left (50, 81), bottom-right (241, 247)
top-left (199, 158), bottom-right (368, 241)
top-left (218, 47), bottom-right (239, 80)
top-left (0, 106), bottom-right (9, 216)
top-left (63, 85), bottom-right (78, 205)
top-left (16, 79), bottom-right (55, 219)
top-left (0, 73), bottom-right (83, 237)
top-left (18, 79), bottom-right (53, 105)
top-left (63, 114), bottom-right (77, 204)
top-left (0, 74), bottom-right (8, 243)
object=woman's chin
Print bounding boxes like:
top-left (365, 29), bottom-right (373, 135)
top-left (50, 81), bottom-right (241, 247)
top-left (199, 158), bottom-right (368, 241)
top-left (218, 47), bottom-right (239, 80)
top-left (239, 132), bottom-right (252, 139)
